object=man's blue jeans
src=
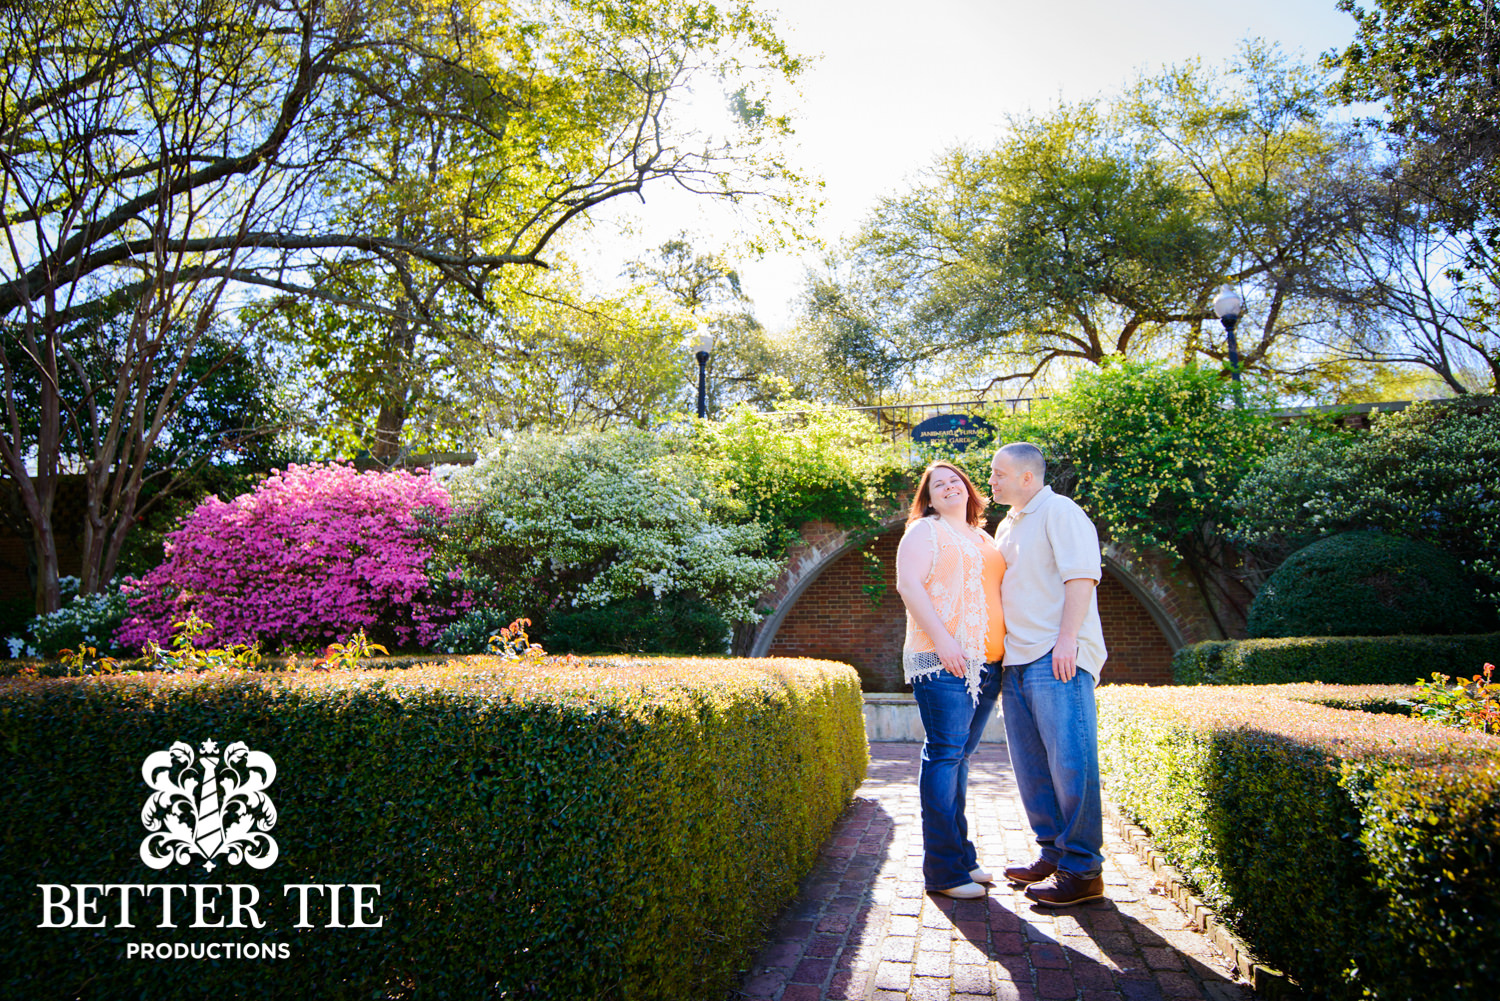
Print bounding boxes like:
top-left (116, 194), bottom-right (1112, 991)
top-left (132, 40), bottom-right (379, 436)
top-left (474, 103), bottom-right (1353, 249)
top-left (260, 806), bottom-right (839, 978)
top-left (1000, 650), bottom-right (1104, 877)
top-left (911, 663), bottom-right (1001, 890)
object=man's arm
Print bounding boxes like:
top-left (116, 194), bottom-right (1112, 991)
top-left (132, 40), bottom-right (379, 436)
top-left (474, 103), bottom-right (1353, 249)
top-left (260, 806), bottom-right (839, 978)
top-left (1051, 578), bottom-right (1096, 682)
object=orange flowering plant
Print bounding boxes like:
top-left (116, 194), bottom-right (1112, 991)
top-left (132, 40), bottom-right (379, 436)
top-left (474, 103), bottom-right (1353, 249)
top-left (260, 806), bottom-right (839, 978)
top-left (1403, 663), bottom-right (1500, 734)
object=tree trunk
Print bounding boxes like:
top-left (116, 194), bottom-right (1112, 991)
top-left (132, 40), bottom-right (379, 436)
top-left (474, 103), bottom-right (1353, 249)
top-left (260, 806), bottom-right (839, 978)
top-left (6, 470), bottom-right (63, 615)
top-left (371, 400), bottom-right (407, 463)
top-left (370, 283), bottom-right (417, 463)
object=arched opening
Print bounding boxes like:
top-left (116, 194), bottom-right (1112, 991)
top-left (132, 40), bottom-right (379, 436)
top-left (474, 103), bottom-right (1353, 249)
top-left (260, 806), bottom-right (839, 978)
top-left (755, 525), bottom-right (1186, 688)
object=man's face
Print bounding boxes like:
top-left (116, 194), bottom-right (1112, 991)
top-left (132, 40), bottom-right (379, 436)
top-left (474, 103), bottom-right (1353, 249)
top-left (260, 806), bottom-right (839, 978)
top-left (988, 451), bottom-right (1027, 508)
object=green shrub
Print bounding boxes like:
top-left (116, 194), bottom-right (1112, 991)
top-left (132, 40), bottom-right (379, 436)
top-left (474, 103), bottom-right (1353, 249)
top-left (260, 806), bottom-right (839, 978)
top-left (1174, 632), bottom-right (1500, 685)
top-left (430, 429), bottom-right (781, 636)
top-left (0, 656), bottom-right (867, 1000)
top-left (679, 404), bottom-right (908, 556)
top-left (545, 593), bottom-right (730, 654)
top-left (22, 577), bottom-right (132, 657)
top-left (1247, 531), bottom-right (1493, 638)
top-left (1099, 684), bottom-right (1500, 999)
top-left (433, 605), bottom-right (516, 654)
top-left (1232, 401), bottom-right (1500, 607)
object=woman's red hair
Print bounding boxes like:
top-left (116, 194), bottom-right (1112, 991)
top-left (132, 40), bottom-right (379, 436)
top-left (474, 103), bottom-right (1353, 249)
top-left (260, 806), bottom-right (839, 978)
top-left (907, 462), bottom-right (987, 527)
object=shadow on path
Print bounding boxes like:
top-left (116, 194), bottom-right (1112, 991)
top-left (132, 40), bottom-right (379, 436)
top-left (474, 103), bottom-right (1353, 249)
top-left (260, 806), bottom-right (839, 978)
top-left (730, 742), bottom-right (1256, 1001)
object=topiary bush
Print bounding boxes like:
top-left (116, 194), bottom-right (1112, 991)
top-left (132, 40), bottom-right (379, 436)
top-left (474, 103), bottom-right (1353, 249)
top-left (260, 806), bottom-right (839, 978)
top-left (0, 655), bottom-right (867, 1000)
top-left (1174, 633), bottom-right (1500, 685)
top-left (116, 464), bottom-right (458, 652)
top-left (1247, 531), bottom-right (1493, 638)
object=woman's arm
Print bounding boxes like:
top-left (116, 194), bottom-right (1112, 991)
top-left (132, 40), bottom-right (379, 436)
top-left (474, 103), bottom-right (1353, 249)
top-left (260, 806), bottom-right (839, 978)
top-left (895, 521), bottom-right (967, 677)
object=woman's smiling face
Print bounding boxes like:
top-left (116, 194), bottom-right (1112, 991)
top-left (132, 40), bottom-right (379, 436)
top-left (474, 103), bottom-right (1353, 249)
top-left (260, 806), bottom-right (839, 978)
top-left (928, 465), bottom-right (969, 517)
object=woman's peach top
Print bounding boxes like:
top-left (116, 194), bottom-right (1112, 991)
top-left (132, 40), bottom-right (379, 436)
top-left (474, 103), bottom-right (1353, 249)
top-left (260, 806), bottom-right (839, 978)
top-left (902, 516), bottom-right (1007, 703)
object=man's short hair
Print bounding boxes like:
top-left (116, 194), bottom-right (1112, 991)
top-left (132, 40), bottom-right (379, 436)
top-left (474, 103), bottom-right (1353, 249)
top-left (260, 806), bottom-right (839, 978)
top-left (998, 441), bottom-right (1046, 480)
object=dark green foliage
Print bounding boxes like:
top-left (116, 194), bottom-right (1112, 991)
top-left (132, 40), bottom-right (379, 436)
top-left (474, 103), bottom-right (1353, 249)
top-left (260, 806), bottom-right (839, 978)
top-left (545, 593), bottom-right (729, 654)
top-left (1331, 0), bottom-right (1500, 231)
top-left (0, 596), bottom-right (31, 646)
top-left (0, 657), bottom-right (867, 999)
top-left (1174, 632), bottom-right (1500, 685)
top-left (1099, 685), bottom-right (1500, 999)
top-left (432, 605), bottom-right (517, 655)
top-left (1232, 402), bottom-right (1500, 608)
top-left (1345, 757), bottom-right (1500, 996)
top-left (1247, 531), bottom-right (1494, 638)
top-left (681, 406), bottom-right (908, 556)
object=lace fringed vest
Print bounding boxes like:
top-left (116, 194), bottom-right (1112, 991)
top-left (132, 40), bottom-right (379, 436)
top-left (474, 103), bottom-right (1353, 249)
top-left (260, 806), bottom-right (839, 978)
top-left (902, 516), bottom-right (1007, 703)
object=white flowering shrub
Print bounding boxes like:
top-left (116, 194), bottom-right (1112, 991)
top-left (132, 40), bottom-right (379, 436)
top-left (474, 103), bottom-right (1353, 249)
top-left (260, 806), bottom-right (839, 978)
top-left (429, 429), bottom-right (781, 652)
top-left (20, 577), bottom-right (133, 657)
top-left (1233, 402), bottom-right (1500, 608)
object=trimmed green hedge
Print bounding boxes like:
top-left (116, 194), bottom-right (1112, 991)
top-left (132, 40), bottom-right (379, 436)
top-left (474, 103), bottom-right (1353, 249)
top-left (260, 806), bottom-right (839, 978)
top-left (1173, 632), bottom-right (1500, 685)
top-left (1246, 531), bottom-right (1492, 639)
top-left (1099, 684), bottom-right (1500, 999)
top-left (0, 656), bottom-right (867, 999)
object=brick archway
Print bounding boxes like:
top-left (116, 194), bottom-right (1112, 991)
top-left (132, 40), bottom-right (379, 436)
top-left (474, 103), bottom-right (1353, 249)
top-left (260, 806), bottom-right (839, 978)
top-left (750, 521), bottom-right (1202, 689)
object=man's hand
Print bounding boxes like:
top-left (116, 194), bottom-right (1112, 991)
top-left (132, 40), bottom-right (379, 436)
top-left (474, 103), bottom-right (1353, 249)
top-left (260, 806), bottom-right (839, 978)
top-left (1053, 577), bottom-right (1096, 682)
top-left (1051, 635), bottom-right (1078, 682)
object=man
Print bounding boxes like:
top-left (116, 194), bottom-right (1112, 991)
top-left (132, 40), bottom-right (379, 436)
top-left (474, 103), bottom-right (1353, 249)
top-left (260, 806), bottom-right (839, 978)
top-left (988, 442), bottom-right (1108, 907)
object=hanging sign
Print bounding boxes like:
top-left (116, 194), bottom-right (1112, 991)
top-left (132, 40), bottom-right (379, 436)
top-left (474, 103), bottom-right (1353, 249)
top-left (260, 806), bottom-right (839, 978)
top-left (910, 414), bottom-right (994, 450)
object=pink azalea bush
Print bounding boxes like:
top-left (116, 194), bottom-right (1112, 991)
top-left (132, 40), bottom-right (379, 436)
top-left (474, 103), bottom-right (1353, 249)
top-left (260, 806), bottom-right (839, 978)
top-left (116, 464), bottom-right (456, 651)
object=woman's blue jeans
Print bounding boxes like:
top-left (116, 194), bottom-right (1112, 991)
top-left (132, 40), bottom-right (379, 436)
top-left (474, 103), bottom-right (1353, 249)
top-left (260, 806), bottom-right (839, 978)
top-left (911, 663), bottom-right (1001, 890)
top-left (1000, 650), bottom-right (1104, 877)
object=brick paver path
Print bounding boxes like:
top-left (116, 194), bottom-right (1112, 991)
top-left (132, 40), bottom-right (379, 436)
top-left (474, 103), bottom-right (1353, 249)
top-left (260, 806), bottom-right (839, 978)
top-left (732, 742), bottom-right (1256, 1001)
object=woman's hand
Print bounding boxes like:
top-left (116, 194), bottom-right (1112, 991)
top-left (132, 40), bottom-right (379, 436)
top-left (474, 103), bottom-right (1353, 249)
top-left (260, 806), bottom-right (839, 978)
top-left (934, 633), bottom-right (967, 678)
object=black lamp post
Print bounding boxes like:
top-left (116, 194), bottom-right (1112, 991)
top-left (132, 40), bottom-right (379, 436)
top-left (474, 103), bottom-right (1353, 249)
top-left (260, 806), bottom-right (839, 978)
top-left (692, 326), bottom-right (713, 418)
top-left (1212, 289), bottom-right (1246, 406)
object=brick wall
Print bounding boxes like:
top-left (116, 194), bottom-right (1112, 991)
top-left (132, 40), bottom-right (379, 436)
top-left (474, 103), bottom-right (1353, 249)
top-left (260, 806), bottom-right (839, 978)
top-left (1095, 571), bottom-right (1175, 684)
top-left (768, 529), bottom-right (909, 691)
top-left (768, 527), bottom-right (1177, 689)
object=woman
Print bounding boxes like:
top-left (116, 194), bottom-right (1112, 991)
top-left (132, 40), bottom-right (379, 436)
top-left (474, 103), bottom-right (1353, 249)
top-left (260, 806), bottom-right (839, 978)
top-left (895, 461), bottom-right (1007, 898)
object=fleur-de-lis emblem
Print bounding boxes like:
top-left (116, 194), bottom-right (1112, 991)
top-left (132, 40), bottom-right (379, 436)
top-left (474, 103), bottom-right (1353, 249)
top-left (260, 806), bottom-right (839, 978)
top-left (139, 739), bottom-right (278, 871)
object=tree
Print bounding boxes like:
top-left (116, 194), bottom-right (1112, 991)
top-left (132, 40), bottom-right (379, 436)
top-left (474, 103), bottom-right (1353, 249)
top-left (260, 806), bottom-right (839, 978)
top-left (1333, 0), bottom-right (1500, 232)
top-left (823, 102), bottom-right (1221, 394)
top-left (807, 44), bottom-right (1363, 398)
top-left (1299, 165), bottom-right (1500, 394)
top-left (0, 0), bottom-right (802, 612)
top-left (1328, 1), bottom-right (1500, 394)
top-left (247, 2), bottom-right (803, 461)
top-left (1120, 44), bottom-right (1373, 389)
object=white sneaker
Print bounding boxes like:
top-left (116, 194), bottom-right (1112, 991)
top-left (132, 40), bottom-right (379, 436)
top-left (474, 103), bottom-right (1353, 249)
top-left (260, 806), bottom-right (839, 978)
top-left (969, 867), bottom-right (994, 884)
top-left (933, 881), bottom-right (987, 899)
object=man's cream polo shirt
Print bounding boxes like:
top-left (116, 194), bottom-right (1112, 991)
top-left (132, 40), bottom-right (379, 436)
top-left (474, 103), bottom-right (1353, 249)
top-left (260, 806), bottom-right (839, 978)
top-left (991, 485), bottom-right (1108, 680)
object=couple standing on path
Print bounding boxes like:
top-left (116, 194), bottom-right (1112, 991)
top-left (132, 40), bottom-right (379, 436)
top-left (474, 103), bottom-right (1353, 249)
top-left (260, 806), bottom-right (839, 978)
top-left (895, 442), bottom-right (1108, 908)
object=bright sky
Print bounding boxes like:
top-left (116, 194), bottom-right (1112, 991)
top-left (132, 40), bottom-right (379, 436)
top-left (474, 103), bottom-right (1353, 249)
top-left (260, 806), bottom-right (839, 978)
top-left (589, 0), bottom-right (1361, 331)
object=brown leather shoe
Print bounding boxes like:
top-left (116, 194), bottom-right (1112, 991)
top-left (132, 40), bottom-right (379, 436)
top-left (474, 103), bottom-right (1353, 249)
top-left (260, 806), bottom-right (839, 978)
top-left (1002, 857), bottom-right (1057, 886)
top-left (1024, 870), bottom-right (1106, 907)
